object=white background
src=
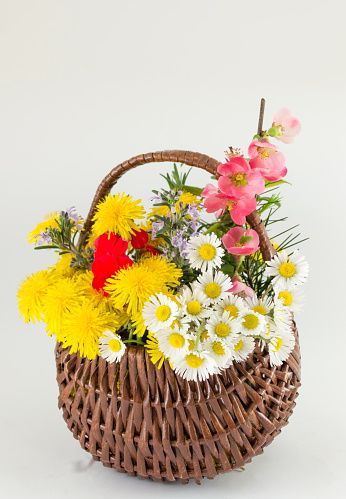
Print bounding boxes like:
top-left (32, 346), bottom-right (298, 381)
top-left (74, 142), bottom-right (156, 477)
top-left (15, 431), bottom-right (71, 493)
top-left (1, 1), bottom-right (345, 498)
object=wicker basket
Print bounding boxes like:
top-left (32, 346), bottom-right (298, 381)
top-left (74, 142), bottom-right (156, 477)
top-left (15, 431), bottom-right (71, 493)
top-left (56, 150), bottom-right (301, 484)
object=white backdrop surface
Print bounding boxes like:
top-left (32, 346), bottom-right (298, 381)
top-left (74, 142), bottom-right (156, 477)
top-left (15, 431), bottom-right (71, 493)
top-left (1, 1), bottom-right (345, 498)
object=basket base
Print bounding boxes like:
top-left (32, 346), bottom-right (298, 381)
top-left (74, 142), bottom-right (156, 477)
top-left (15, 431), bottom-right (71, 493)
top-left (56, 330), bottom-right (301, 484)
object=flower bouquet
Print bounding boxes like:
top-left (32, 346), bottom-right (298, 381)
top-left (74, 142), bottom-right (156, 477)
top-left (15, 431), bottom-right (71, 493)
top-left (18, 101), bottom-right (308, 484)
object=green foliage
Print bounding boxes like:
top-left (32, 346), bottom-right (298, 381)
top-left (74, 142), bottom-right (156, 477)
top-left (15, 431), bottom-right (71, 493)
top-left (34, 212), bottom-right (92, 270)
top-left (160, 163), bottom-right (192, 191)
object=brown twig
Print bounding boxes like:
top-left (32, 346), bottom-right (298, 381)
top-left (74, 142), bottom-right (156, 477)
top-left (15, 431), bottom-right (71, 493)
top-left (257, 98), bottom-right (266, 136)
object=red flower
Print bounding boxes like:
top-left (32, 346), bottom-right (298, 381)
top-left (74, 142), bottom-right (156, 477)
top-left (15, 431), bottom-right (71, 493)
top-left (131, 229), bottom-right (149, 249)
top-left (94, 232), bottom-right (128, 258)
top-left (145, 244), bottom-right (159, 256)
top-left (91, 232), bottom-right (133, 294)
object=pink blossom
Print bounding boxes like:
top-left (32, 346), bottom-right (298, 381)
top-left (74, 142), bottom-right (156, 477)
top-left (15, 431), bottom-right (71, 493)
top-left (248, 139), bottom-right (287, 181)
top-left (230, 276), bottom-right (255, 298)
top-left (222, 227), bottom-right (260, 256)
top-left (202, 184), bottom-right (257, 225)
top-left (272, 108), bottom-right (301, 144)
top-left (217, 156), bottom-right (265, 199)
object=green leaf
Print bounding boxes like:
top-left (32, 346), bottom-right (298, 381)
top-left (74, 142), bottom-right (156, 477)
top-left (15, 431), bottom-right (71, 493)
top-left (183, 185), bottom-right (203, 196)
top-left (265, 179), bottom-right (291, 188)
top-left (240, 235), bottom-right (253, 244)
top-left (34, 245), bottom-right (58, 250)
top-left (221, 263), bottom-right (234, 276)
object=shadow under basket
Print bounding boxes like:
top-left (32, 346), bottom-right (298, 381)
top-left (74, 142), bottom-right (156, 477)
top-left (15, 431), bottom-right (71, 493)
top-left (55, 325), bottom-right (301, 485)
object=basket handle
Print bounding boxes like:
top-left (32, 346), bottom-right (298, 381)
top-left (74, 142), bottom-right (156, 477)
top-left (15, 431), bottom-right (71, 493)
top-left (82, 150), bottom-right (276, 262)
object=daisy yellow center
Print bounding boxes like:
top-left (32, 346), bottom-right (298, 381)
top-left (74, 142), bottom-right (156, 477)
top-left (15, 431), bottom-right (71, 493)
top-left (212, 341), bottom-right (225, 356)
top-left (234, 339), bottom-right (243, 352)
top-left (169, 333), bottom-right (185, 348)
top-left (278, 291), bottom-right (293, 306)
top-left (155, 304), bottom-right (171, 322)
top-left (200, 330), bottom-right (209, 341)
top-left (109, 339), bottom-right (121, 352)
top-left (215, 323), bottom-right (230, 337)
top-left (279, 262), bottom-right (296, 278)
top-left (273, 337), bottom-right (283, 352)
top-left (186, 353), bottom-right (204, 368)
top-left (224, 304), bottom-right (238, 318)
top-left (205, 282), bottom-right (221, 298)
top-left (187, 300), bottom-right (202, 315)
top-left (243, 314), bottom-right (259, 330)
top-left (253, 305), bottom-right (267, 315)
top-left (198, 244), bottom-right (216, 261)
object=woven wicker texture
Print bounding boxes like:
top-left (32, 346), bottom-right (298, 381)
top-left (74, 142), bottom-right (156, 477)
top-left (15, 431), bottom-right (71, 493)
top-left (57, 149), bottom-right (301, 483)
top-left (56, 325), bottom-right (300, 484)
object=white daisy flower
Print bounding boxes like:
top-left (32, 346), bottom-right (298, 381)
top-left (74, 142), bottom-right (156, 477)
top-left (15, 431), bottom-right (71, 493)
top-left (238, 309), bottom-right (266, 336)
top-left (142, 293), bottom-right (179, 333)
top-left (169, 317), bottom-right (190, 333)
top-left (206, 311), bottom-right (240, 345)
top-left (156, 327), bottom-right (190, 360)
top-left (275, 288), bottom-right (305, 313)
top-left (245, 294), bottom-right (274, 316)
top-left (268, 331), bottom-right (296, 366)
top-left (258, 318), bottom-right (277, 348)
top-left (215, 294), bottom-right (247, 320)
top-left (231, 334), bottom-right (255, 362)
top-left (174, 350), bottom-right (218, 381)
top-left (203, 337), bottom-right (233, 369)
top-left (177, 287), bottom-right (211, 324)
top-left (195, 270), bottom-right (232, 304)
top-left (273, 299), bottom-right (293, 334)
top-left (265, 250), bottom-right (309, 291)
top-left (186, 233), bottom-right (224, 273)
top-left (99, 331), bottom-right (126, 363)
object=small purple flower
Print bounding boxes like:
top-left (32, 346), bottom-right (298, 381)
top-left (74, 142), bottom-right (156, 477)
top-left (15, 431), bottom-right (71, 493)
top-left (188, 220), bottom-right (199, 234)
top-left (187, 204), bottom-right (199, 220)
top-left (150, 194), bottom-right (163, 203)
top-left (36, 232), bottom-right (53, 246)
top-left (172, 230), bottom-right (184, 248)
top-left (179, 238), bottom-right (189, 257)
top-left (66, 206), bottom-right (83, 231)
top-left (151, 220), bottom-right (164, 239)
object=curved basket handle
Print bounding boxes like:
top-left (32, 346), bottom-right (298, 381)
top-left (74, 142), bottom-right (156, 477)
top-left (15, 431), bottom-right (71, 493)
top-left (82, 150), bottom-right (276, 261)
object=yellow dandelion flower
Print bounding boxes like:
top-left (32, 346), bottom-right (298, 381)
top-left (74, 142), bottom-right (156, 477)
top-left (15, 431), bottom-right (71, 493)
top-left (17, 270), bottom-right (53, 323)
top-left (75, 271), bottom-right (112, 312)
top-left (144, 333), bottom-right (166, 368)
top-left (43, 277), bottom-right (83, 339)
top-left (148, 205), bottom-right (170, 218)
top-left (48, 254), bottom-right (75, 279)
top-left (92, 193), bottom-right (145, 240)
top-left (178, 191), bottom-right (200, 208)
top-left (139, 255), bottom-right (182, 289)
top-left (148, 191), bottom-right (200, 219)
top-left (27, 211), bottom-right (60, 244)
top-left (131, 312), bottom-right (146, 337)
top-left (60, 299), bottom-right (118, 359)
top-left (85, 232), bottom-right (98, 249)
top-left (105, 264), bottom-right (165, 316)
